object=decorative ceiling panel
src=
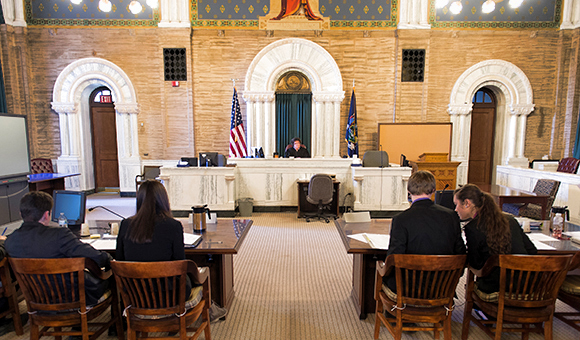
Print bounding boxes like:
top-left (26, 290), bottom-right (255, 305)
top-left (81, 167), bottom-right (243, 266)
top-left (430, 0), bottom-right (561, 28)
top-left (26, 0), bottom-right (159, 26)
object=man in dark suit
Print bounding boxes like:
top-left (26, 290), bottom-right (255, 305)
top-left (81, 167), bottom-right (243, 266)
top-left (384, 170), bottom-right (466, 291)
top-left (4, 191), bottom-right (112, 305)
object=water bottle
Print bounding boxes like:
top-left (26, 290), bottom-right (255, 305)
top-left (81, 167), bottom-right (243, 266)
top-left (58, 212), bottom-right (68, 228)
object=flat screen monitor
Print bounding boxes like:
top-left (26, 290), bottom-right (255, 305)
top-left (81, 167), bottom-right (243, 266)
top-left (180, 157), bottom-right (198, 167)
top-left (51, 190), bottom-right (86, 227)
top-left (199, 152), bottom-right (219, 167)
top-left (0, 114), bottom-right (31, 180)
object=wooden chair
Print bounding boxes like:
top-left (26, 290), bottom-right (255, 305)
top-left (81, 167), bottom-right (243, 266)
top-left (110, 260), bottom-right (211, 340)
top-left (461, 254), bottom-right (572, 340)
top-left (0, 258), bottom-right (23, 335)
top-left (135, 165), bottom-right (161, 192)
top-left (30, 158), bottom-right (54, 174)
top-left (9, 257), bottom-right (124, 340)
top-left (374, 254), bottom-right (467, 340)
top-left (554, 252), bottom-right (580, 332)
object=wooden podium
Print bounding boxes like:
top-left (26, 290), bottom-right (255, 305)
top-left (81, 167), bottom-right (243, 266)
top-left (410, 153), bottom-right (460, 190)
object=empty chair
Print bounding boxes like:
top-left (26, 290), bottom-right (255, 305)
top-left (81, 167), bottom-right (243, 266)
top-left (362, 150), bottom-right (389, 167)
top-left (374, 254), bottom-right (467, 340)
top-left (305, 174), bottom-right (335, 223)
top-left (111, 260), bottom-right (211, 340)
top-left (502, 179), bottom-right (560, 220)
top-left (557, 157), bottom-right (580, 174)
top-left (461, 254), bottom-right (572, 340)
top-left (0, 258), bottom-right (23, 335)
top-left (9, 257), bottom-right (124, 340)
top-left (135, 165), bottom-right (161, 192)
top-left (30, 158), bottom-right (54, 174)
top-left (555, 253), bottom-right (580, 333)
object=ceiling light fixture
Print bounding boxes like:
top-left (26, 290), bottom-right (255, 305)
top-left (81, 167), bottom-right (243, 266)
top-left (70, 0), bottom-right (82, 4)
top-left (481, 0), bottom-right (496, 13)
top-left (129, 0), bottom-right (143, 14)
top-left (509, 0), bottom-right (524, 7)
top-left (449, 0), bottom-right (463, 14)
top-left (98, 0), bottom-right (112, 12)
top-left (435, 0), bottom-right (449, 9)
top-left (146, 0), bottom-right (158, 9)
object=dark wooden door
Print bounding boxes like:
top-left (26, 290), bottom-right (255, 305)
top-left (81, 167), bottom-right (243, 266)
top-left (468, 89), bottom-right (496, 187)
top-left (90, 102), bottom-right (119, 190)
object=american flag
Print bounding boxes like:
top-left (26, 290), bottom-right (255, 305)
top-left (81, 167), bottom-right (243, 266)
top-left (229, 87), bottom-right (247, 158)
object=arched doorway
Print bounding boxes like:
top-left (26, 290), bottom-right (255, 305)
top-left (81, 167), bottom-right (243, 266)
top-left (275, 71), bottom-right (312, 156)
top-left (448, 59), bottom-right (535, 186)
top-left (243, 38), bottom-right (344, 158)
top-left (51, 58), bottom-right (141, 194)
top-left (468, 88), bottom-right (496, 186)
top-left (89, 87), bottom-right (120, 191)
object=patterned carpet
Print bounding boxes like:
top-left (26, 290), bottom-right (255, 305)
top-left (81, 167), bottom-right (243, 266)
top-left (2, 210), bottom-right (580, 339)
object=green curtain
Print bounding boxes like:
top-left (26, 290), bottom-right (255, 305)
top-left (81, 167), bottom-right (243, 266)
top-left (275, 93), bottom-right (312, 156)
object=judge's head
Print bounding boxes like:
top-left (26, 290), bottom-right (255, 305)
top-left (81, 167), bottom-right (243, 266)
top-left (407, 170), bottom-right (436, 197)
top-left (291, 137), bottom-right (303, 151)
top-left (20, 191), bottom-right (53, 225)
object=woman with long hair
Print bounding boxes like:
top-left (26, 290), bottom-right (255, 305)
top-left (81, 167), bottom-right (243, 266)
top-left (454, 184), bottom-right (537, 293)
top-left (116, 179), bottom-right (185, 261)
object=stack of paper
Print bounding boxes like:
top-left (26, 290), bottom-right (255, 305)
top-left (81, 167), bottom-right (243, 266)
top-left (184, 233), bottom-right (202, 246)
top-left (348, 233), bottom-right (390, 250)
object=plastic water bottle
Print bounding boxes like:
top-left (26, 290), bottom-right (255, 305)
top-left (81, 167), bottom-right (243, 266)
top-left (58, 212), bottom-right (68, 228)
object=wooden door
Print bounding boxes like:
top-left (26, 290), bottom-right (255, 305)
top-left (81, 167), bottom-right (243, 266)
top-left (468, 89), bottom-right (496, 187)
top-left (90, 90), bottom-right (119, 190)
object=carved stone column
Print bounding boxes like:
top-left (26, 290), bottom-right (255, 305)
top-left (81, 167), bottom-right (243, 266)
top-left (115, 103), bottom-right (141, 193)
top-left (158, 0), bottom-right (190, 27)
top-left (508, 104), bottom-right (534, 167)
top-left (242, 92), bottom-right (275, 157)
top-left (448, 103), bottom-right (472, 185)
top-left (52, 103), bottom-right (82, 189)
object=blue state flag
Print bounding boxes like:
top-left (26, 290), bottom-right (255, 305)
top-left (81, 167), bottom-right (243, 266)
top-left (345, 89), bottom-right (358, 157)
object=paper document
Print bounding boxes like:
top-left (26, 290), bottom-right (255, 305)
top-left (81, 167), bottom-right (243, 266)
top-left (184, 233), bottom-right (202, 245)
top-left (527, 233), bottom-right (559, 242)
top-left (349, 233), bottom-right (390, 250)
top-left (565, 232), bottom-right (580, 239)
top-left (90, 239), bottom-right (118, 250)
top-left (530, 240), bottom-right (556, 250)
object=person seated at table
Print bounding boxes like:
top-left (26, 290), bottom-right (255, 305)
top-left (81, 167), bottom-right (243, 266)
top-left (454, 184), bottom-right (537, 293)
top-left (284, 137), bottom-right (311, 158)
top-left (384, 170), bottom-right (466, 292)
top-left (4, 191), bottom-right (112, 306)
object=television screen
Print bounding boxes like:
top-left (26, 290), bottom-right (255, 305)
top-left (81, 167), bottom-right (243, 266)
top-left (199, 152), bottom-right (219, 167)
top-left (51, 190), bottom-right (87, 227)
top-left (0, 114), bottom-right (30, 180)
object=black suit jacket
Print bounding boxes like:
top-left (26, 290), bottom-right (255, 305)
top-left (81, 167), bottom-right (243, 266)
top-left (385, 199), bottom-right (466, 291)
top-left (5, 221), bottom-right (112, 305)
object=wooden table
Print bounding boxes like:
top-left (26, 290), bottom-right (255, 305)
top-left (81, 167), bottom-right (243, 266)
top-left (28, 173), bottom-right (80, 196)
top-left (334, 218), bottom-right (390, 319)
top-left (334, 218), bottom-right (580, 319)
top-left (480, 184), bottom-right (550, 220)
top-left (85, 218), bottom-right (253, 312)
top-left (297, 180), bottom-right (340, 218)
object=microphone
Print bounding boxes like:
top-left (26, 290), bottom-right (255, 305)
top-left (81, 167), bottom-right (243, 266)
top-left (437, 184), bottom-right (451, 205)
top-left (88, 206), bottom-right (126, 219)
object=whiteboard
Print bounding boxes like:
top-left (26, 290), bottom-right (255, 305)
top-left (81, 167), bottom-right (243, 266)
top-left (378, 123), bottom-right (452, 163)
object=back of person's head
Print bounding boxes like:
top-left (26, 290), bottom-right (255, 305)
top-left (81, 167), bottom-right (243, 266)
top-left (407, 170), bottom-right (436, 196)
top-left (454, 184), bottom-right (511, 254)
top-left (20, 191), bottom-right (53, 223)
top-left (130, 180), bottom-right (173, 243)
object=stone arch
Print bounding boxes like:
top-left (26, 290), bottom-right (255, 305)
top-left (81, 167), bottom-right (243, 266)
top-left (448, 59), bottom-right (534, 185)
top-left (51, 57), bottom-right (141, 193)
top-left (243, 38), bottom-right (345, 158)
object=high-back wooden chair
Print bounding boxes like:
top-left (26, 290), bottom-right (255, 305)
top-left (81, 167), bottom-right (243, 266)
top-left (0, 258), bottom-right (23, 335)
top-left (554, 252), bottom-right (580, 332)
top-left (461, 254), bottom-right (572, 340)
top-left (374, 254), bottom-right (467, 340)
top-left (9, 257), bottom-right (124, 340)
top-left (110, 260), bottom-right (211, 340)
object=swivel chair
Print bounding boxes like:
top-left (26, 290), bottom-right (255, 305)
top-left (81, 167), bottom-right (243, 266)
top-left (362, 151), bottom-right (389, 167)
top-left (305, 174), bottom-right (335, 223)
top-left (30, 158), bottom-right (54, 174)
top-left (557, 157), bottom-right (580, 174)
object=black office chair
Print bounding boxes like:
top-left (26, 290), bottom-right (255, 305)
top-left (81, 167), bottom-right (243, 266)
top-left (435, 190), bottom-right (456, 210)
top-left (363, 151), bottom-right (389, 167)
top-left (305, 174), bottom-right (335, 223)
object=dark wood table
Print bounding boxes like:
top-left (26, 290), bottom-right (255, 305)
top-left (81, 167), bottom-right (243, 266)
top-left (334, 218), bottom-right (390, 319)
top-left (297, 180), bottom-right (340, 218)
top-left (334, 218), bottom-right (580, 319)
top-left (479, 184), bottom-right (550, 220)
top-left (85, 218), bottom-right (253, 312)
top-left (28, 173), bottom-right (80, 196)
